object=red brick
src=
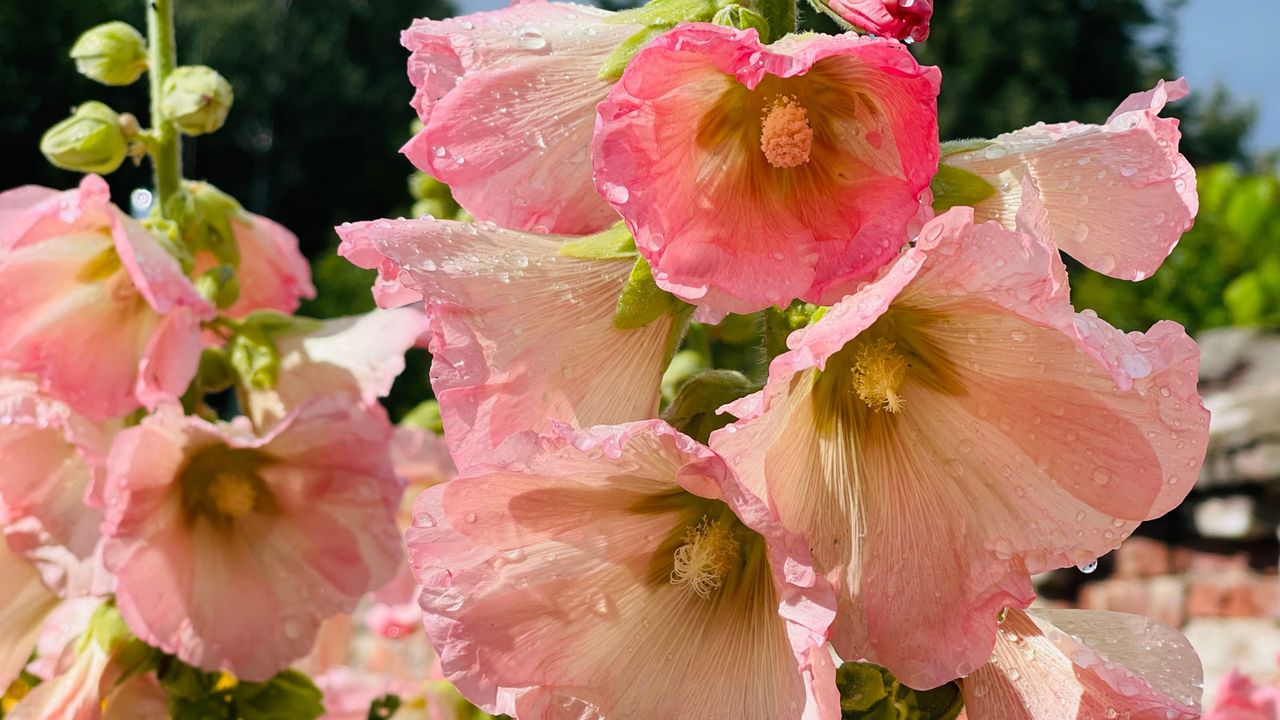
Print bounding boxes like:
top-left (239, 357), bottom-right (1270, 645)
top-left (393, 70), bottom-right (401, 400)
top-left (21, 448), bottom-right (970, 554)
top-left (1113, 537), bottom-right (1171, 578)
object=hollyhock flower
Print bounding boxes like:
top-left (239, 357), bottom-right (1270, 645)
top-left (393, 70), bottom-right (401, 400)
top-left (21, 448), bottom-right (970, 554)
top-left (0, 375), bottom-right (111, 586)
top-left (243, 307), bottom-right (430, 428)
top-left (593, 24), bottom-right (940, 317)
top-left (959, 609), bottom-right (1202, 720)
top-left (0, 537), bottom-right (60, 692)
top-left (817, 0), bottom-right (933, 43)
top-left (0, 175), bottom-right (213, 421)
top-left (336, 218), bottom-right (678, 472)
top-left (401, 2), bottom-right (639, 234)
top-left (944, 79), bottom-right (1196, 281)
top-left (407, 420), bottom-right (838, 719)
top-left (1205, 664), bottom-right (1280, 720)
top-left (711, 207), bottom-right (1209, 689)
top-left (100, 398), bottom-right (403, 681)
top-left (191, 205), bottom-right (316, 317)
top-left (5, 627), bottom-right (115, 720)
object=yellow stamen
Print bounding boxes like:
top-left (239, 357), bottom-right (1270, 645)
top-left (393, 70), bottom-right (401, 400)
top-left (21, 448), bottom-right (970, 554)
top-left (671, 516), bottom-right (739, 598)
top-left (760, 95), bottom-right (813, 169)
top-left (851, 338), bottom-right (908, 413)
top-left (208, 472), bottom-right (257, 518)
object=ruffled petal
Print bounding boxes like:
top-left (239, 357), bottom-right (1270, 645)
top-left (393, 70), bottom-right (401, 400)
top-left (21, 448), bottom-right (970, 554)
top-left (401, 2), bottom-right (635, 234)
top-left (407, 420), bottom-right (838, 719)
top-left (336, 218), bottom-right (674, 472)
top-left (947, 79), bottom-right (1196, 281)
top-left (820, 0), bottom-right (933, 42)
top-left (594, 24), bottom-right (939, 315)
top-left (712, 208), bottom-right (1208, 689)
top-left (961, 609), bottom-right (1201, 720)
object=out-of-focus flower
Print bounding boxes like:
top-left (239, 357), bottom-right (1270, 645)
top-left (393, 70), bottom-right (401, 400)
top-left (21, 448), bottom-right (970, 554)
top-left (944, 79), bottom-right (1196, 282)
top-left (1205, 663), bottom-right (1280, 720)
top-left (100, 399), bottom-right (403, 681)
top-left (711, 207), bottom-right (1208, 689)
top-left (0, 537), bottom-right (60, 693)
top-left (69, 21), bottom-right (148, 86)
top-left (812, 0), bottom-right (932, 42)
top-left (0, 176), bottom-right (213, 421)
top-left (406, 420), bottom-right (838, 719)
top-left (401, 2), bottom-right (639, 234)
top-left (593, 24), bottom-right (939, 317)
top-left (38, 102), bottom-right (129, 175)
top-left (241, 308), bottom-right (429, 428)
top-left (336, 218), bottom-right (677, 473)
top-left (161, 66), bottom-right (234, 136)
top-left (960, 609), bottom-right (1202, 720)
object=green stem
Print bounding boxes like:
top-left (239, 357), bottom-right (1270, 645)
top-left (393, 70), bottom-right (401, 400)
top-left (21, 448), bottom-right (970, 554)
top-left (147, 0), bottom-right (182, 217)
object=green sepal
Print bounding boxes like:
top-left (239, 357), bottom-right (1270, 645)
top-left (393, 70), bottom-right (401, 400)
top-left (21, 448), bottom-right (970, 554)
top-left (836, 661), bottom-right (963, 720)
top-left (70, 21), bottom-right (148, 86)
top-left (763, 301), bottom-right (822, 360)
top-left (79, 603), bottom-right (159, 688)
top-left (836, 662), bottom-right (889, 712)
top-left (712, 4), bottom-right (771, 39)
top-left (930, 163), bottom-right (997, 213)
top-left (599, 0), bottom-right (726, 80)
top-left (559, 224), bottom-right (637, 260)
top-left (614, 257), bottom-right (687, 329)
top-left (195, 263), bottom-right (241, 310)
top-left (181, 181), bottom-right (243, 266)
top-left (401, 399), bottom-right (445, 434)
top-left (940, 138), bottom-right (995, 157)
top-left (39, 101), bottom-right (128, 175)
top-left (197, 347), bottom-right (236, 394)
top-left (661, 348), bottom-right (710, 403)
top-left (599, 25), bottom-right (670, 81)
top-left (660, 369), bottom-right (756, 443)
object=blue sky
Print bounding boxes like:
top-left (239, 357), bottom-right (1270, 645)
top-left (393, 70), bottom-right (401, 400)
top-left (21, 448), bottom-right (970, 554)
top-left (454, 0), bottom-right (1279, 153)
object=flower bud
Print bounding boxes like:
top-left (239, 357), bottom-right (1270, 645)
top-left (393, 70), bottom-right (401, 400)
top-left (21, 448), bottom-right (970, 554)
top-left (161, 66), bottom-right (234, 136)
top-left (39, 101), bottom-right (128, 174)
top-left (69, 21), bottom-right (148, 86)
top-left (711, 5), bottom-right (770, 37)
top-left (195, 264), bottom-right (241, 310)
top-left (181, 181), bottom-right (242, 265)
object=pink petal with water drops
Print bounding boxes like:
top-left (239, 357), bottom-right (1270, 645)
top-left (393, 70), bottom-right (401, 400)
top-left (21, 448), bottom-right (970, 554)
top-left (401, 2), bottom-right (636, 234)
top-left (946, 78), bottom-right (1196, 281)
top-left (712, 207), bottom-right (1208, 689)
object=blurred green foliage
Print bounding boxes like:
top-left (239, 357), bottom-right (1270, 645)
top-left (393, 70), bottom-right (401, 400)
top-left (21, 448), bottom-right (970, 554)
top-left (1073, 164), bottom-right (1280, 333)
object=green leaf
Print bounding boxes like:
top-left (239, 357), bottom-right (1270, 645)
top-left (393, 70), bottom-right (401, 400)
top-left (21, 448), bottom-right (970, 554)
top-left (613, 257), bottom-right (685, 329)
top-left (236, 670), bottom-right (324, 720)
top-left (367, 694), bottom-right (402, 720)
top-left (930, 163), bottom-right (997, 213)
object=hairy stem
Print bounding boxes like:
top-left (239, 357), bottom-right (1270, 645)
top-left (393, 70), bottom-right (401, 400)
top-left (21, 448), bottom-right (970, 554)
top-left (147, 0), bottom-right (182, 216)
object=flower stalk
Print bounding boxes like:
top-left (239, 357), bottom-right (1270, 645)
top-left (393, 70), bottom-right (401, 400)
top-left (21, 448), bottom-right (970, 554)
top-left (146, 0), bottom-right (182, 217)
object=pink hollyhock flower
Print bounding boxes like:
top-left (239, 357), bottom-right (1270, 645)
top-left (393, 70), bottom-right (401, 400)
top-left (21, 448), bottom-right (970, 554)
top-left (710, 207), bottom-right (1209, 690)
top-left (190, 201), bottom-right (316, 317)
top-left (593, 24), bottom-right (940, 317)
top-left (100, 398), bottom-right (404, 681)
top-left (243, 307), bottom-right (430, 428)
top-left (0, 175), bottom-right (213, 421)
top-left (0, 375), bottom-right (111, 590)
top-left (336, 218), bottom-right (677, 472)
top-left (944, 79), bottom-right (1196, 281)
top-left (401, 2), bottom-right (639, 234)
top-left (960, 609), bottom-right (1202, 720)
top-left (407, 420), bottom-right (838, 719)
top-left (0, 536), bottom-right (60, 692)
top-left (1206, 665), bottom-right (1280, 720)
top-left (819, 0), bottom-right (933, 42)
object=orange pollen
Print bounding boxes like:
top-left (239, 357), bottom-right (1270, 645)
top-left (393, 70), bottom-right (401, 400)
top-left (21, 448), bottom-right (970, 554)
top-left (760, 96), bottom-right (813, 169)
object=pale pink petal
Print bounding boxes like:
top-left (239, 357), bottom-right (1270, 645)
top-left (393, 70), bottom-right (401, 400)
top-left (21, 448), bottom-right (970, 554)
top-left (6, 636), bottom-right (113, 720)
top-left (102, 672), bottom-right (169, 720)
top-left (0, 186), bottom-right (59, 248)
top-left (102, 399), bottom-right (403, 681)
top-left (947, 79), bottom-right (1196, 281)
top-left (820, 0), bottom-right (933, 41)
top-left (335, 227), bottom-right (423, 309)
top-left (0, 537), bottom-right (60, 691)
top-left (594, 24), bottom-right (939, 315)
top-left (135, 307), bottom-right (204, 411)
top-left (245, 307), bottom-right (430, 428)
top-left (712, 208), bottom-right (1208, 689)
top-left (961, 609), bottom-right (1201, 720)
top-left (390, 425), bottom-right (456, 494)
top-left (401, 2), bottom-right (636, 234)
top-left (407, 420), bottom-right (838, 720)
top-left (336, 218), bottom-right (674, 473)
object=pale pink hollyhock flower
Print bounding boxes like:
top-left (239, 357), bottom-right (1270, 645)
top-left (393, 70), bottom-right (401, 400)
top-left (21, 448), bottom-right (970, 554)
top-left (711, 207), bottom-right (1209, 690)
top-left (243, 307), bottom-right (430, 428)
top-left (401, 2), bottom-right (639, 234)
top-left (336, 218), bottom-right (677, 472)
top-left (100, 398), bottom-right (404, 681)
top-left (5, 631), bottom-right (115, 720)
top-left (407, 420), bottom-right (838, 719)
top-left (820, 0), bottom-right (933, 42)
top-left (190, 201), bottom-right (316, 317)
top-left (0, 375), bottom-right (111, 591)
top-left (960, 609), bottom-right (1202, 720)
top-left (945, 79), bottom-right (1196, 282)
top-left (593, 24), bottom-right (940, 317)
top-left (0, 175), bottom-right (213, 420)
top-left (0, 536), bottom-right (60, 692)
top-left (1205, 665), bottom-right (1280, 720)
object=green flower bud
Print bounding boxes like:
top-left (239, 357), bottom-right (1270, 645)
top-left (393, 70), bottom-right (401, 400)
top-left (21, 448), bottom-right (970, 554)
top-left (181, 181), bottom-right (243, 266)
top-left (711, 4), bottom-right (770, 37)
top-left (39, 101), bottom-right (128, 174)
top-left (69, 21), bottom-right (147, 86)
top-left (661, 369), bottom-right (755, 443)
top-left (195, 264), bottom-right (240, 310)
top-left (161, 66), bottom-right (234, 136)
